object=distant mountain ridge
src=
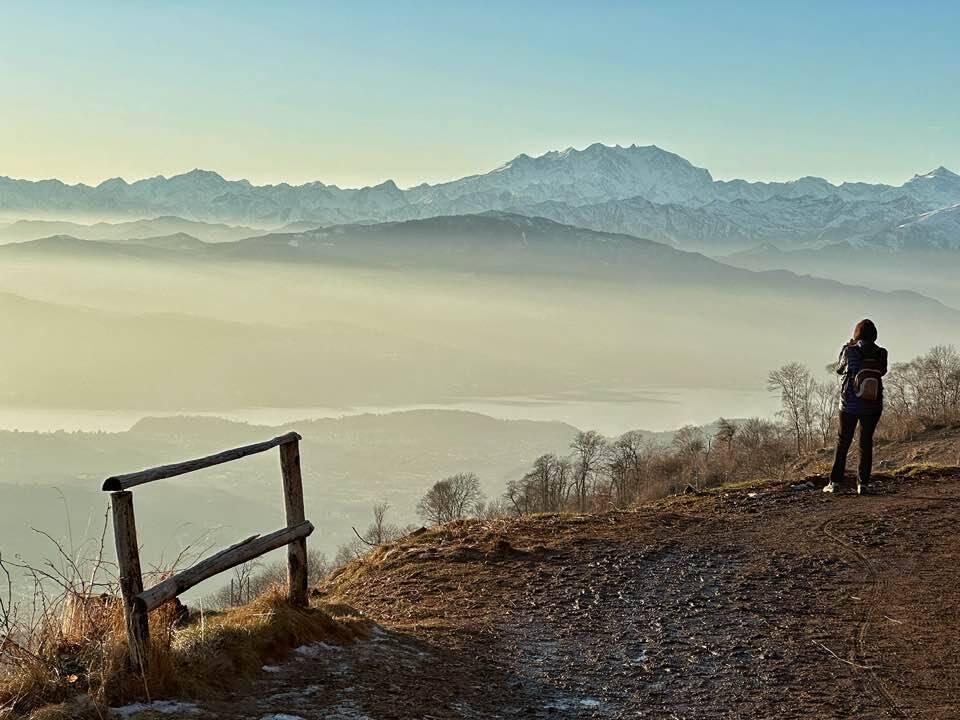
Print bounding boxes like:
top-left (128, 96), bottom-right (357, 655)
top-left (0, 216), bottom-right (262, 244)
top-left (5, 212), bottom-right (958, 318)
top-left (2, 143), bottom-right (958, 251)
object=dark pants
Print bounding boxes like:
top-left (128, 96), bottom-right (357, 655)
top-left (830, 411), bottom-right (881, 485)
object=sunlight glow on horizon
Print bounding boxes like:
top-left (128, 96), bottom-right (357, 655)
top-left (1, 1), bottom-right (957, 189)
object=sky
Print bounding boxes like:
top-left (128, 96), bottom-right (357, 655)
top-left (1, 0), bottom-right (957, 189)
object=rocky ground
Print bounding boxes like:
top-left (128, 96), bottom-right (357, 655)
top-left (117, 464), bottom-right (960, 719)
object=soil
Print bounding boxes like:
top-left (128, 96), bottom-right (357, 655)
top-left (128, 465), bottom-right (960, 719)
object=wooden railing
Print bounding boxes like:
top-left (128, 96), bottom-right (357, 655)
top-left (102, 432), bottom-right (312, 671)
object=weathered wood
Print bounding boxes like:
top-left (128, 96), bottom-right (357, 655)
top-left (135, 521), bottom-right (314, 612)
top-left (111, 491), bottom-right (150, 671)
top-left (102, 432), bottom-right (302, 491)
top-left (280, 440), bottom-right (309, 606)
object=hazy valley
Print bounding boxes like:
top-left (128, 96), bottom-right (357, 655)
top-left (3, 148), bottom-right (960, 596)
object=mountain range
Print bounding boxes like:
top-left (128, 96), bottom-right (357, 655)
top-left (0, 215), bottom-right (264, 244)
top-left (3, 144), bottom-right (958, 254)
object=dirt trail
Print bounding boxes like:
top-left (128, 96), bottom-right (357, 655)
top-left (144, 468), bottom-right (960, 719)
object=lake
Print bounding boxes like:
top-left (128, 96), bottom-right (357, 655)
top-left (0, 386), bottom-right (779, 436)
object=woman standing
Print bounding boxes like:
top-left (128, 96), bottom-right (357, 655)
top-left (824, 319), bottom-right (888, 495)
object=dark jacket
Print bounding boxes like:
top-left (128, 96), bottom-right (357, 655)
top-left (836, 340), bottom-right (887, 414)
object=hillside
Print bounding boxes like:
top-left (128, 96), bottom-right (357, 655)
top-left (723, 241), bottom-right (960, 308)
top-left (5, 212), bottom-right (959, 307)
top-left (175, 462), bottom-right (960, 719)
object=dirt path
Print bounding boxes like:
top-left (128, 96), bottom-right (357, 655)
top-left (137, 468), bottom-right (960, 719)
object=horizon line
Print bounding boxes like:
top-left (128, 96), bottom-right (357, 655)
top-left (1, 142), bottom-right (955, 192)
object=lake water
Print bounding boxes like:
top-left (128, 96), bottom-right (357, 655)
top-left (0, 387), bottom-right (779, 436)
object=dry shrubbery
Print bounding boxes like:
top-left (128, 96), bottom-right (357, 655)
top-left (0, 524), bottom-right (367, 719)
top-left (401, 419), bottom-right (793, 524)
top-left (503, 420), bottom-right (791, 516)
top-left (766, 345), bottom-right (960, 448)
top-left (883, 345), bottom-right (960, 439)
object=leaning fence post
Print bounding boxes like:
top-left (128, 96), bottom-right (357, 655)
top-left (279, 436), bottom-right (308, 606)
top-left (111, 490), bottom-right (150, 671)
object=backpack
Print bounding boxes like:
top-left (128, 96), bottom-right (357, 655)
top-left (852, 345), bottom-right (885, 401)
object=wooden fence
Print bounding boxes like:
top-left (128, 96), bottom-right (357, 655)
top-left (102, 431), bottom-right (312, 671)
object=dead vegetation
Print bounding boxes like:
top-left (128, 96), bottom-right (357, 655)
top-left (1, 534), bottom-right (368, 720)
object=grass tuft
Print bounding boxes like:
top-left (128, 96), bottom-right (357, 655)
top-left (1, 587), bottom-right (368, 718)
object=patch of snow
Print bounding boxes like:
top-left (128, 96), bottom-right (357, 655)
top-left (543, 696), bottom-right (603, 711)
top-left (370, 624), bottom-right (389, 639)
top-left (260, 715), bottom-right (305, 720)
top-left (265, 685), bottom-right (320, 704)
top-left (112, 701), bottom-right (202, 718)
top-left (262, 664), bottom-right (282, 673)
top-left (322, 701), bottom-right (374, 720)
top-left (294, 641), bottom-right (342, 657)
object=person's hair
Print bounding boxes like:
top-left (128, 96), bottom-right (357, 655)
top-left (854, 318), bottom-right (878, 343)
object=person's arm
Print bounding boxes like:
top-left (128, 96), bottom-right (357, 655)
top-left (836, 344), bottom-right (852, 375)
top-left (880, 348), bottom-right (889, 376)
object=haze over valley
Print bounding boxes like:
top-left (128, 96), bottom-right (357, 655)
top-left (3, 147), bottom-right (960, 593)
top-left (1, 149), bottom-right (958, 492)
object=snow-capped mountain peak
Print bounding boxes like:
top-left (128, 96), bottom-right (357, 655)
top-left (458, 143), bottom-right (716, 206)
top-left (1, 145), bottom-right (958, 254)
top-left (913, 166), bottom-right (959, 180)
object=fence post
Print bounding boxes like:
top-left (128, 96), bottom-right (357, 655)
top-left (279, 438), bottom-right (308, 606)
top-left (111, 491), bottom-right (150, 671)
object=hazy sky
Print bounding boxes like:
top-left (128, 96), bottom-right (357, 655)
top-left (1, 1), bottom-right (957, 188)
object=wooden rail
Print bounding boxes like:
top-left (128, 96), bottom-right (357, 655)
top-left (102, 432), bottom-right (301, 491)
top-left (104, 432), bottom-right (311, 671)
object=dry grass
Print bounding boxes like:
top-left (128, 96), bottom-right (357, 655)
top-left (892, 461), bottom-right (955, 479)
top-left (161, 590), bottom-right (368, 697)
top-left (0, 588), bottom-right (368, 719)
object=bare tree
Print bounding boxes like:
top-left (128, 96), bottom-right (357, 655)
top-left (417, 472), bottom-right (485, 525)
top-left (729, 417), bottom-right (790, 478)
top-left (474, 497), bottom-right (510, 521)
top-left (570, 431), bottom-right (608, 512)
top-left (332, 538), bottom-right (365, 569)
top-left (920, 345), bottom-right (960, 418)
top-left (506, 452), bottom-right (579, 515)
top-left (715, 418), bottom-right (737, 453)
top-left (814, 380), bottom-right (837, 446)
top-left (229, 561), bottom-right (258, 605)
top-left (882, 345), bottom-right (960, 436)
top-left (356, 501), bottom-right (402, 546)
top-left (767, 362), bottom-right (817, 455)
top-left (607, 431), bottom-right (650, 507)
top-left (672, 425), bottom-right (707, 489)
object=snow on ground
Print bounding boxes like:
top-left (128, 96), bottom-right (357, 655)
top-left (112, 700), bottom-right (202, 718)
top-left (293, 641), bottom-right (342, 657)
